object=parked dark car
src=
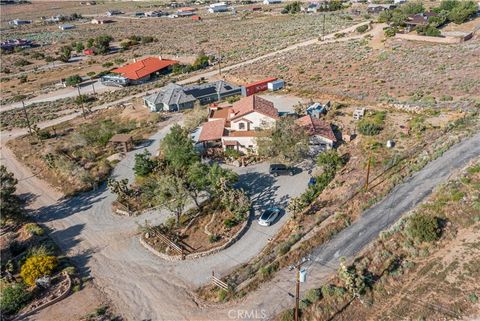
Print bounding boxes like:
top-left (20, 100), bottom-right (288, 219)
top-left (269, 164), bottom-right (294, 177)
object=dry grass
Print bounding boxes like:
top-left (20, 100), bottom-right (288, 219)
top-left (226, 37), bottom-right (480, 108)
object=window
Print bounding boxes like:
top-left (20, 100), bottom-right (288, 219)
top-left (239, 122), bottom-right (245, 130)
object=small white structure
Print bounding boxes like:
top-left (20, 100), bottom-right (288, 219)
top-left (386, 140), bottom-right (395, 148)
top-left (9, 19), bottom-right (32, 25)
top-left (59, 24), bottom-right (75, 30)
top-left (267, 79), bottom-right (284, 91)
top-left (394, 0), bottom-right (406, 4)
top-left (208, 2), bottom-right (228, 13)
top-left (263, 0), bottom-right (282, 4)
top-left (353, 108), bottom-right (365, 120)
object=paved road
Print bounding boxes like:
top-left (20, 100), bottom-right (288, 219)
top-left (0, 80), bottom-right (118, 113)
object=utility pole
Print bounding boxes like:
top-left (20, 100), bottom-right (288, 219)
top-left (21, 101), bottom-right (32, 135)
top-left (91, 82), bottom-right (96, 95)
top-left (364, 154), bottom-right (372, 191)
top-left (322, 13), bottom-right (326, 41)
top-left (289, 256), bottom-right (310, 321)
top-left (218, 51), bottom-right (222, 77)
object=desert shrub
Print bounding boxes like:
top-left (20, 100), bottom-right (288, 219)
top-left (24, 223), bottom-right (44, 236)
top-left (316, 150), bottom-right (344, 172)
top-left (356, 24), bottom-right (369, 33)
top-left (102, 62), bottom-right (113, 68)
top-left (224, 148), bottom-right (242, 159)
top-left (20, 255), bottom-right (58, 286)
top-left (416, 25), bottom-right (441, 37)
top-left (223, 218), bottom-right (238, 228)
top-left (217, 289), bottom-right (227, 302)
top-left (406, 213), bottom-right (440, 242)
top-left (14, 59), bottom-right (31, 67)
top-left (358, 111), bottom-right (386, 136)
top-left (65, 74), bottom-right (82, 86)
top-left (304, 288), bottom-right (321, 303)
top-left (18, 75), bottom-right (27, 84)
top-left (0, 283), bottom-right (31, 315)
top-left (209, 234), bottom-right (220, 243)
top-left (280, 309), bottom-right (294, 321)
top-left (276, 241), bottom-right (291, 255)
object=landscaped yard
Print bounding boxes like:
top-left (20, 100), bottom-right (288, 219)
top-left (7, 106), bottom-right (167, 196)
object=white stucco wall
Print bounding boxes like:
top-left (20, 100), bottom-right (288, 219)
top-left (230, 112), bottom-right (276, 131)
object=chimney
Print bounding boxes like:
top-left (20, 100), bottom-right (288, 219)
top-left (158, 55), bottom-right (162, 60)
top-left (133, 58), bottom-right (137, 63)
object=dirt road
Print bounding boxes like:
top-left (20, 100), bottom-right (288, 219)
top-left (0, 21), bottom-right (375, 138)
top-left (3, 111), bottom-right (479, 321)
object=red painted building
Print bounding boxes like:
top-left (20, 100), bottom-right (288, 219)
top-left (83, 48), bottom-right (94, 55)
top-left (242, 77), bottom-right (277, 96)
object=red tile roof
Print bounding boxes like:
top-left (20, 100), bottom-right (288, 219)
top-left (296, 115), bottom-right (336, 141)
top-left (231, 95), bottom-right (279, 120)
top-left (111, 57), bottom-right (178, 80)
top-left (209, 106), bottom-right (232, 120)
top-left (199, 119), bottom-right (226, 142)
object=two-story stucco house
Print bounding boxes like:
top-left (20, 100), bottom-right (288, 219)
top-left (198, 95), bottom-right (279, 153)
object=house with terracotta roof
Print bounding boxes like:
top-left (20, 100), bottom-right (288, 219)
top-left (295, 115), bottom-right (336, 152)
top-left (198, 95), bottom-right (279, 153)
top-left (101, 57), bottom-right (178, 86)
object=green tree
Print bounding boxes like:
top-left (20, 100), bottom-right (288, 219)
top-left (316, 150), bottom-right (344, 173)
top-left (160, 125), bottom-right (198, 173)
top-left (186, 162), bottom-right (210, 207)
top-left (73, 42), bottom-right (84, 53)
top-left (153, 174), bottom-right (189, 225)
top-left (133, 150), bottom-right (156, 177)
top-left (256, 117), bottom-right (309, 165)
top-left (107, 178), bottom-right (133, 205)
top-left (206, 162), bottom-right (238, 197)
top-left (59, 46), bottom-right (72, 63)
top-left (0, 283), bottom-right (31, 315)
top-left (0, 166), bottom-right (23, 224)
top-left (447, 1), bottom-right (477, 24)
top-left (401, 1), bottom-right (425, 15)
top-left (65, 74), bottom-right (82, 86)
top-left (93, 35), bottom-right (113, 54)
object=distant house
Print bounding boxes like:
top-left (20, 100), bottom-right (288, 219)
top-left (59, 24), bottom-right (75, 30)
top-left (176, 10), bottom-right (195, 17)
top-left (367, 4), bottom-right (395, 13)
top-left (145, 10), bottom-right (165, 17)
top-left (106, 10), bottom-right (123, 16)
top-left (199, 95), bottom-right (279, 153)
top-left (91, 17), bottom-right (114, 24)
top-left (306, 102), bottom-right (330, 118)
top-left (263, 0), bottom-right (282, 4)
top-left (296, 115), bottom-right (336, 151)
top-left (208, 2), bottom-right (228, 13)
top-left (144, 80), bottom-right (242, 112)
top-left (1, 39), bottom-right (33, 51)
top-left (192, 15), bottom-right (202, 21)
top-left (178, 7), bottom-right (196, 12)
top-left (405, 12), bottom-right (438, 31)
top-left (102, 57), bottom-right (178, 86)
top-left (9, 19), bottom-right (32, 25)
top-left (144, 83), bottom-right (196, 112)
